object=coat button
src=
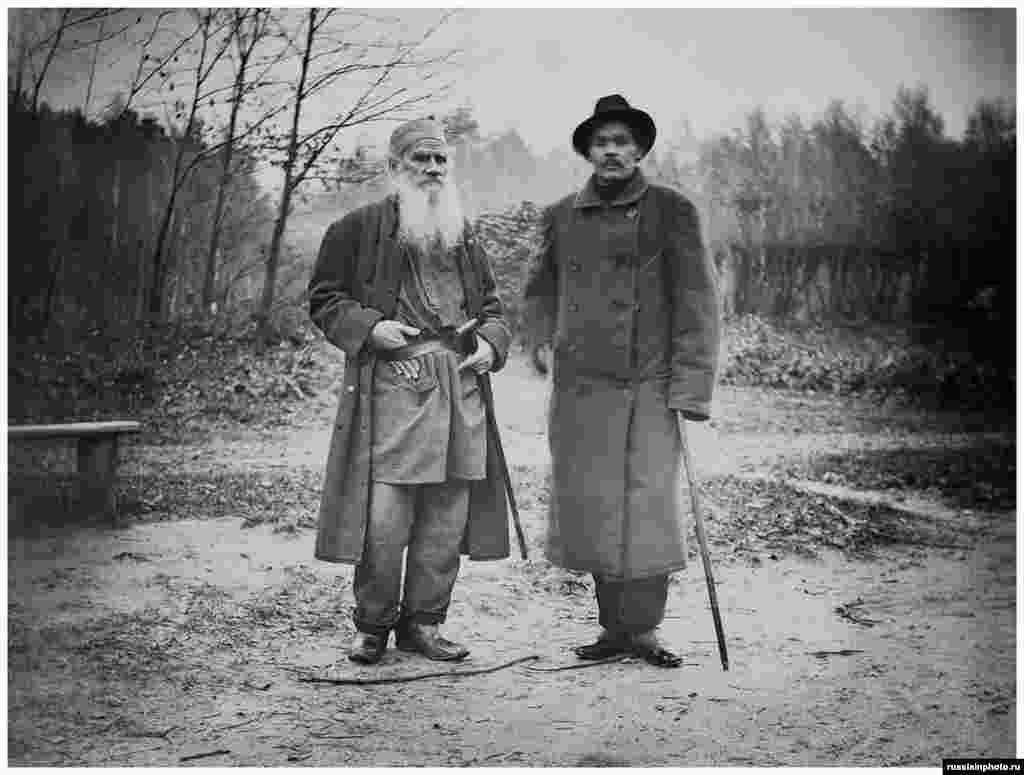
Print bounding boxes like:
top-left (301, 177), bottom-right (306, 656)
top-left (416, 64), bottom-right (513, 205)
top-left (571, 261), bottom-right (581, 271)
top-left (347, 386), bottom-right (355, 392)
top-left (570, 303), bottom-right (579, 313)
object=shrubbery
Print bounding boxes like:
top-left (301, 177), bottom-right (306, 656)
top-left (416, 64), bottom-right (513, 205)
top-left (8, 310), bottom-right (1012, 432)
top-left (7, 321), bottom-right (338, 437)
top-left (720, 315), bottom-right (1014, 410)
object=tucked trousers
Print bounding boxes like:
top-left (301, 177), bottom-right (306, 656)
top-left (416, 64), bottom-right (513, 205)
top-left (352, 480), bottom-right (470, 636)
top-left (593, 573), bottom-right (670, 636)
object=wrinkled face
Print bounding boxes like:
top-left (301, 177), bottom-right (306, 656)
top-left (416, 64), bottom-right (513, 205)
top-left (587, 120), bottom-right (642, 183)
top-left (394, 140), bottom-right (451, 198)
top-left (390, 138), bottom-right (464, 249)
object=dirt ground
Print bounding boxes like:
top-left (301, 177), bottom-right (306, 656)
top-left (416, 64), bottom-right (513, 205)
top-left (6, 353), bottom-right (1017, 766)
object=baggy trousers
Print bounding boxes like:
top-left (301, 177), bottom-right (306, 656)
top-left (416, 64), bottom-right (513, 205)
top-left (593, 573), bottom-right (670, 636)
top-left (352, 480), bottom-right (470, 636)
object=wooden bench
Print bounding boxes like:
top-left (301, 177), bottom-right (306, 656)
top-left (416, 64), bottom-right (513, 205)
top-left (7, 421), bottom-right (141, 522)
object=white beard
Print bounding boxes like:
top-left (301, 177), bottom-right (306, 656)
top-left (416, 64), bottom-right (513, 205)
top-left (392, 175), bottom-right (465, 251)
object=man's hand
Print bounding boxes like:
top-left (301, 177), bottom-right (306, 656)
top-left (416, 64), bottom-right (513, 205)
top-left (529, 342), bottom-right (552, 377)
top-left (458, 335), bottom-right (495, 375)
top-left (370, 320), bottom-right (420, 351)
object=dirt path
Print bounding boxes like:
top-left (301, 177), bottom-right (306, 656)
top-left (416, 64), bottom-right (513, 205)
top-left (7, 353), bottom-right (1016, 765)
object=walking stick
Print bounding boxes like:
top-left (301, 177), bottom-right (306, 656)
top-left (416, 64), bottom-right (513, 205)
top-left (457, 318), bottom-right (528, 560)
top-left (480, 375), bottom-right (529, 560)
top-left (677, 415), bottom-right (729, 671)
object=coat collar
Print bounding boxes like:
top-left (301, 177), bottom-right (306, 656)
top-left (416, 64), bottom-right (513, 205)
top-left (574, 169), bottom-right (649, 209)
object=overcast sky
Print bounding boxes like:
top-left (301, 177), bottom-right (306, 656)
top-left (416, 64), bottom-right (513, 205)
top-left (432, 6), bottom-right (1017, 152)
top-left (22, 5), bottom-right (1017, 178)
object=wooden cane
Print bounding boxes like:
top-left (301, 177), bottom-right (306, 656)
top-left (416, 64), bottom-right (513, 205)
top-left (479, 375), bottom-right (528, 560)
top-left (677, 415), bottom-right (729, 671)
top-left (458, 317), bottom-right (528, 560)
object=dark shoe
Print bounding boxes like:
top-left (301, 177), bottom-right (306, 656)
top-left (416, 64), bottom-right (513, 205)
top-left (573, 635), bottom-right (631, 660)
top-left (348, 631), bottom-right (387, 665)
top-left (629, 632), bottom-right (683, 668)
top-left (395, 623), bottom-right (469, 661)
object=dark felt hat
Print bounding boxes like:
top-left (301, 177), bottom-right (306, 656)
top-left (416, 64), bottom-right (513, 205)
top-left (572, 94), bottom-right (656, 157)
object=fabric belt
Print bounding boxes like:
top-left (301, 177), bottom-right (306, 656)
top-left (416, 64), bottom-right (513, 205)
top-left (376, 336), bottom-right (469, 362)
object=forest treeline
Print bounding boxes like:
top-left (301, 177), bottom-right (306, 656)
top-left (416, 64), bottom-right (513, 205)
top-left (8, 99), bottom-right (276, 338)
top-left (683, 91), bottom-right (1015, 340)
top-left (10, 88), bottom-right (1015, 339)
top-left (9, 8), bottom-right (457, 342)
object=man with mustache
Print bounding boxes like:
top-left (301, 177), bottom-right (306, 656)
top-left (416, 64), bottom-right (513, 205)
top-left (309, 117), bottom-right (512, 665)
top-left (524, 95), bottom-right (721, 667)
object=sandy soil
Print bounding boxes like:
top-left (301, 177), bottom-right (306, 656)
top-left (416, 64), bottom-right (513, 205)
top-left (6, 353), bottom-right (1017, 766)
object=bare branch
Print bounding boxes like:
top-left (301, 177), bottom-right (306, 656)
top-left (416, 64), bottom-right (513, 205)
top-left (120, 12), bottom-right (199, 119)
top-left (30, 9), bottom-right (71, 111)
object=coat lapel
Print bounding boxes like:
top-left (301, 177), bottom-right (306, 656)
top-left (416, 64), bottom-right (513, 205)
top-left (367, 195), bottom-right (405, 315)
top-left (454, 224), bottom-right (483, 316)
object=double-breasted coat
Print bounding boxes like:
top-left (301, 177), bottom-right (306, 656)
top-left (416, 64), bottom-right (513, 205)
top-left (309, 195), bottom-right (512, 565)
top-left (524, 170), bottom-right (721, 580)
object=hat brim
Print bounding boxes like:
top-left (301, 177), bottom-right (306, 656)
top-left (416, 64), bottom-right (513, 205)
top-left (572, 109), bottom-right (656, 157)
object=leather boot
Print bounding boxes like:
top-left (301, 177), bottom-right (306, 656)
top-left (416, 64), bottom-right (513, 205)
top-left (348, 631), bottom-right (387, 664)
top-left (574, 629), bottom-right (631, 660)
top-left (395, 622), bottom-right (469, 661)
top-left (629, 629), bottom-right (683, 668)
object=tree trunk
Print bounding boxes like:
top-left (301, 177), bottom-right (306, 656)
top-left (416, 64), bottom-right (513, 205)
top-left (256, 8), bottom-right (315, 342)
top-left (201, 163), bottom-right (231, 313)
top-left (135, 168), bottom-right (154, 323)
top-left (101, 158), bottom-right (121, 331)
top-left (202, 54), bottom-right (246, 311)
top-left (147, 191), bottom-right (177, 324)
top-left (147, 139), bottom-right (191, 324)
top-left (84, 15), bottom-right (105, 118)
top-left (259, 179), bottom-right (293, 339)
top-left (32, 10), bottom-right (69, 113)
top-left (11, 11), bottom-right (30, 106)
top-left (165, 205), bottom-right (188, 321)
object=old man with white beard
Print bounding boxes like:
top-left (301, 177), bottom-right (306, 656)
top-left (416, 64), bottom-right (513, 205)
top-left (309, 118), bottom-right (512, 665)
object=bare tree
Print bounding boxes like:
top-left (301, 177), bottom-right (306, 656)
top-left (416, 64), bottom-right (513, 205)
top-left (8, 8), bottom-right (132, 111)
top-left (255, 8), bottom-right (458, 338)
top-left (110, 11), bottom-right (198, 121)
top-left (145, 9), bottom-right (233, 323)
top-left (200, 8), bottom-right (280, 314)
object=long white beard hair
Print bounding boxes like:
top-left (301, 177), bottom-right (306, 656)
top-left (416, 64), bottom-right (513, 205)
top-left (392, 174), bottom-right (465, 251)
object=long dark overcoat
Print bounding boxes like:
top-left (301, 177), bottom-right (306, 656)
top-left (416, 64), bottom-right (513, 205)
top-left (308, 195), bottom-right (512, 565)
top-left (524, 170), bottom-right (721, 580)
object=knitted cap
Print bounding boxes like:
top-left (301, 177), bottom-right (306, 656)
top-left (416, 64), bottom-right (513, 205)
top-left (389, 117), bottom-right (447, 158)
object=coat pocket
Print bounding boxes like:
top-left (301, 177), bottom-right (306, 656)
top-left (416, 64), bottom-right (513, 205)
top-left (378, 357), bottom-right (439, 394)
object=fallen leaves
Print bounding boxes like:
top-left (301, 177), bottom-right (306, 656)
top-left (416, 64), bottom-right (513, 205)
top-left (118, 468), bottom-right (321, 529)
top-left (788, 442), bottom-right (1016, 512)
top-left (700, 475), bottom-right (973, 559)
